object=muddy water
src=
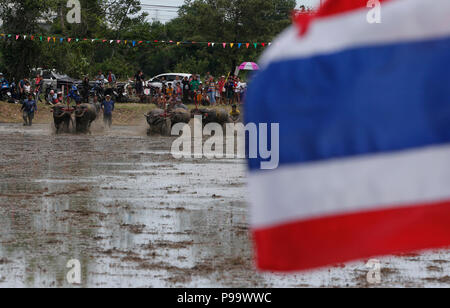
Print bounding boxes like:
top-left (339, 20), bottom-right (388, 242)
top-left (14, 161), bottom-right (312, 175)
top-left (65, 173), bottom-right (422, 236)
top-left (0, 123), bottom-right (448, 288)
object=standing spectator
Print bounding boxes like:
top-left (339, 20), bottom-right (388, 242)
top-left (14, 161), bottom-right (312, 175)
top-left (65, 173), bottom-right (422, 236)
top-left (190, 75), bottom-right (200, 103)
top-left (34, 74), bottom-right (43, 102)
top-left (18, 77), bottom-right (29, 98)
top-left (204, 72), bottom-right (211, 83)
top-left (10, 78), bottom-right (18, 100)
top-left (225, 76), bottom-right (235, 105)
top-left (160, 76), bottom-right (167, 88)
top-left (207, 77), bottom-right (216, 105)
top-left (107, 70), bottom-right (116, 87)
top-left (190, 75), bottom-right (200, 91)
top-left (82, 76), bottom-right (90, 103)
top-left (217, 76), bottom-right (225, 105)
top-left (21, 93), bottom-right (37, 126)
top-left (134, 70), bottom-right (144, 96)
top-left (101, 94), bottom-right (115, 128)
top-left (68, 85), bottom-right (81, 105)
top-left (234, 77), bottom-right (244, 104)
top-left (182, 77), bottom-right (190, 104)
top-left (175, 83), bottom-right (182, 98)
top-left (174, 76), bottom-right (181, 88)
top-left (24, 81), bottom-right (31, 96)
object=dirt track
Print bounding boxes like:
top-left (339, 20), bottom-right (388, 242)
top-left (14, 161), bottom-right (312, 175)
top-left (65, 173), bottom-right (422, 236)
top-left (0, 123), bottom-right (448, 287)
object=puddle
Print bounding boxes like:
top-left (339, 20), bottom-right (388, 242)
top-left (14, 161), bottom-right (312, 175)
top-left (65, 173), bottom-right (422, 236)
top-left (0, 124), bottom-right (448, 287)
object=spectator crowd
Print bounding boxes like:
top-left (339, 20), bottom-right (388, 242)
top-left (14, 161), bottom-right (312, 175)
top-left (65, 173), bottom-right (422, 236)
top-left (147, 73), bottom-right (247, 111)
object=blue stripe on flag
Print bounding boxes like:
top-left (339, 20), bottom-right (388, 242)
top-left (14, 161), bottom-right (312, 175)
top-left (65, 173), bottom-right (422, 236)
top-left (245, 36), bottom-right (450, 171)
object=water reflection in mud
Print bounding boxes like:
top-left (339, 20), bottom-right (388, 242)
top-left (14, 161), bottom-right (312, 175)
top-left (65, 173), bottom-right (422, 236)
top-left (0, 124), bottom-right (448, 288)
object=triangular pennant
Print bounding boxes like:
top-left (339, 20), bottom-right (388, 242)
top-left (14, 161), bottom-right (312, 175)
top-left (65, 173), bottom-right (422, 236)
top-left (208, 42), bottom-right (211, 47)
top-left (132, 41), bottom-right (136, 46)
top-left (212, 43), bottom-right (215, 47)
top-left (16, 35), bottom-right (19, 40)
top-left (223, 43), bottom-right (226, 48)
top-left (246, 43), bottom-right (250, 49)
top-left (102, 39), bottom-right (107, 43)
top-left (177, 42), bottom-right (181, 46)
top-left (262, 43), bottom-right (266, 47)
top-left (60, 38), bottom-right (64, 43)
top-left (230, 43), bottom-right (234, 48)
top-left (117, 40), bottom-right (121, 44)
top-left (110, 40), bottom-right (113, 44)
top-left (23, 35), bottom-right (27, 40)
top-left (68, 38), bottom-right (72, 42)
top-left (138, 41), bottom-right (143, 44)
top-left (53, 37), bottom-right (56, 43)
top-left (47, 37), bottom-right (51, 42)
top-left (254, 43), bottom-right (258, 48)
top-left (238, 43), bottom-right (242, 48)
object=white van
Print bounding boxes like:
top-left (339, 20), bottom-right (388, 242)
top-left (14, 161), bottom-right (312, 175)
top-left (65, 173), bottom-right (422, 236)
top-left (147, 73), bottom-right (195, 89)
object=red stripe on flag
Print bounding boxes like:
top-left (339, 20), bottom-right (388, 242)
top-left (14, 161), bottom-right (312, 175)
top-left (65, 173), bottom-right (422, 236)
top-left (317, 0), bottom-right (392, 18)
top-left (295, 0), bottom-right (393, 35)
top-left (253, 200), bottom-right (450, 272)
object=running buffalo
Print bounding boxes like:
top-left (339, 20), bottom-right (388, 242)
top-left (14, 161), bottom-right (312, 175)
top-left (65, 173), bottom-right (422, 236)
top-left (191, 108), bottom-right (230, 127)
top-left (145, 108), bottom-right (190, 136)
top-left (74, 103), bottom-right (98, 134)
top-left (51, 104), bottom-right (73, 134)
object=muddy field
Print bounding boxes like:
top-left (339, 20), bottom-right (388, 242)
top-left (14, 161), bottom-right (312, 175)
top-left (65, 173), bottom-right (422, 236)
top-left (0, 123), bottom-right (448, 288)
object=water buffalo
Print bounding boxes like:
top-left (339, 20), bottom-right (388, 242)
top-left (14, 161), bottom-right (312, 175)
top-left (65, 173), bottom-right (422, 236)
top-left (51, 104), bottom-right (73, 134)
top-left (74, 103), bottom-right (98, 134)
top-left (191, 108), bottom-right (230, 127)
top-left (145, 109), bottom-right (172, 136)
top-left (170, 108), bottom-right (191, 126)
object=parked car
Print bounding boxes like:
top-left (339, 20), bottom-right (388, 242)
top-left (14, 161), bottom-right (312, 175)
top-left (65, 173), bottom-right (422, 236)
top-left (146, 73), bottom-right (195, 89)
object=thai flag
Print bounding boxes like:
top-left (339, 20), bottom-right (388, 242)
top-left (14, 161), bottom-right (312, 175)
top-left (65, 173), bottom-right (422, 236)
top-left (245, 0), bottom-right (450, 272)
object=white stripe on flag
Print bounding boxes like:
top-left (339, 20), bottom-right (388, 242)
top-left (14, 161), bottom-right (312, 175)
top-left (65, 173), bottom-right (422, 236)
top-left (249, 144), bottom-right (450, 229)
top-left (260, 0), bottom-right (450, 68)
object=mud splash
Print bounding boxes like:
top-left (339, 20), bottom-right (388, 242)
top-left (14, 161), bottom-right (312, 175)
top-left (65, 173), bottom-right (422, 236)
top-left (0, 123), bottom-right (448, 287)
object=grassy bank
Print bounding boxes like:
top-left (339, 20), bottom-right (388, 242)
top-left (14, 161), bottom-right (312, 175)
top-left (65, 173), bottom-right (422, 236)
top-left (0, 101), bottom-right (155, 126)
top-left (0, 101), bottom-right (236, 126)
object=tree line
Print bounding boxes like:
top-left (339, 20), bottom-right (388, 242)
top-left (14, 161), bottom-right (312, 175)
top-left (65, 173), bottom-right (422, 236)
top-left (0, 0), bottom-right (296, 81)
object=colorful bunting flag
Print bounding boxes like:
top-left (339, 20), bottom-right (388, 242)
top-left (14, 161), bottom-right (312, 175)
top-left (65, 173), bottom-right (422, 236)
top-left (0, 33), bottom-right (271, 50)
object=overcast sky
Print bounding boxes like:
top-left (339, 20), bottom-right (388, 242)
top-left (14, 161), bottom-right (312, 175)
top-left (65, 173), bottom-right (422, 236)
top-left (140, 0), bottom-right (322, 23)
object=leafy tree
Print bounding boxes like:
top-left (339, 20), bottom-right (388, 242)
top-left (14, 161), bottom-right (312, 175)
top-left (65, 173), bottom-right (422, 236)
top-left (0, 0), bottom-right (296, 80)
